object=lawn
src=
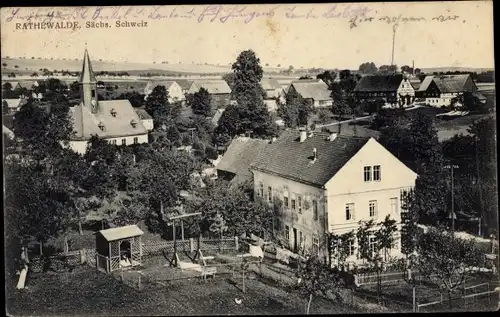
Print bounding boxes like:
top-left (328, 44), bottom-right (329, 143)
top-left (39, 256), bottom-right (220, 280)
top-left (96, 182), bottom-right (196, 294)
top-left (6, 264), bottom-right (357, 316)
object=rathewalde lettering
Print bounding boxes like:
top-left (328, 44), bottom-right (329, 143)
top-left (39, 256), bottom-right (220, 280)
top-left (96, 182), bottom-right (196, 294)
top-left (5, 5), bottom-right (463, 31)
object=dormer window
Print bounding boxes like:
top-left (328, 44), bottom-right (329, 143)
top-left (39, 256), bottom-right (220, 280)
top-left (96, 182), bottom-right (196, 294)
top-left (98, 121), bottom-right (105, 131)
top-left (130, 119), bottom-right (137, 128)
top-left (110, 108), bottom-right (117, 117)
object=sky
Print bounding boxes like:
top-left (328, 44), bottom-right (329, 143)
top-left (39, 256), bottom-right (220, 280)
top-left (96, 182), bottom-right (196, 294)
top-left (0, 2), bottom-right (495, 70)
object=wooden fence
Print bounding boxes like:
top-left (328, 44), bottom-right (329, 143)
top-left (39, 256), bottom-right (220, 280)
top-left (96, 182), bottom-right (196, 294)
top-left (28, 237), bottom-right (238, 273)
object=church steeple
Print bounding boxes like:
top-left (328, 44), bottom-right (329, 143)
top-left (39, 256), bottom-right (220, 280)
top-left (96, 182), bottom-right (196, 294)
top-left (79, 45), bottom-right (99, 113)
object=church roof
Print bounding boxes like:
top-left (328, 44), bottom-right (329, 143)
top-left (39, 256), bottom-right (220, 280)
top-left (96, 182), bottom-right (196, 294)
top-left (79, 49), bottom-right (97, 84)
top-left (70, 100), bottom-right (148, 140)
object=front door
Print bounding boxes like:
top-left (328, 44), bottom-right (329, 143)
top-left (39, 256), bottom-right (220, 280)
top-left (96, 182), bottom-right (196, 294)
top-left (293, 228), bottom-right (298, 253)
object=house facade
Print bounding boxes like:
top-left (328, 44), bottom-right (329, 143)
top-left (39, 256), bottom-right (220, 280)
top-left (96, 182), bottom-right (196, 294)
top-left (144, 80), bottom-right (185, 103)
top-left (2, 98), bottom-right (27, 114)
top-left (354, 73), bottom-right (416, 106)
top-left (187, 80), bottom-right (232, 109)
top-left (418, 74), bottom-right (478, 107)
top-left (250, 130), bottom-right (417, 265)
top-left (261, 78), bottom-right (282, 99)
top-left (287, 79), bottom-right (333, 108)
top-left (68, 48), bottom-right (149, 155)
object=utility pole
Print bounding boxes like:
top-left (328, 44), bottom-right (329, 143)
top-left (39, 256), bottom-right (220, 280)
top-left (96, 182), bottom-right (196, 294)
top-left (391, 24), bottom-right (398, 66)
top-left (444, 164), bottom-right (459, 233)
top-left (475, 135), bottom-right (484, 236)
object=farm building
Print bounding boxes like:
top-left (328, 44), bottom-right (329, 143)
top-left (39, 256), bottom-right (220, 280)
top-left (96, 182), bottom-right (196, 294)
top-left (95, 224), bottom-right (144, 273)
top-left (354, 73), bottom-right (416, 106)
top-left (188, 79), bottom-right (232, 108)
top-left (68, 48), bottom-right (149, 154)
top-left (175, 79), bottom-right (194, 94)
top-left (144, 80), bottom-right (185, 103)
top-left (287, 79), bottom-right (333, 107)
top-left (418, 74), bottom-right (485, 107)
top-left (261, 78), bottom-right (282, 99)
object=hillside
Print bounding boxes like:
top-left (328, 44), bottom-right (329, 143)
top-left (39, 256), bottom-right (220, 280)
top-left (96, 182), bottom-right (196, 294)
top-left (1, 57), bottom-right (285, 75)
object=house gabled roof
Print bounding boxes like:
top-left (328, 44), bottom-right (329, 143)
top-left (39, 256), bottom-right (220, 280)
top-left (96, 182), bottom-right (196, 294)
top-left (409, 79), bottom-right (422, 90)
top-left (3, 125), bottom-right (15, 139)
top-left (2, 98), bottom-right (26, 109)
top-left (175, 79), bottom-right (194, 90)
top-left (354, 74), bottom-right (404, 92)
top-left (99, 225), bottom-right (144, 242)
top-left (433, 74), bottom-right (472, 93)
top-left (217, 136), bottom-right (270, 180)
top-left (191, 79), bottom-right (231, 94)
top-left (70, 100), bottom-right (148, 140)
top-left (418, 76), bottom-right (434, 92)
top-left (148, 80), bottom-right (176, 90)
top-left (290, 80), bottom-right (332, 101)
top-left (251, 131), bottom-right (371, 187)
top-left (134, 108), bottom-right (153, 120)
top-left (261, 78), bottom-right (282, 91)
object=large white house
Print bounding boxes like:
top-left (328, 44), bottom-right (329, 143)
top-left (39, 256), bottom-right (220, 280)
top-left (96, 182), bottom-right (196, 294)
top-left (68, 48), bottom-right (149, 154)
top-left (144, 80), bottom-right (185, 103)
top-left (250, 130), bottom-right (417, 265)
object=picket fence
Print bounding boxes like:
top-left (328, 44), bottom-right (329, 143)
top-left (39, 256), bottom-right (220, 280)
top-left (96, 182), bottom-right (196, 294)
top-left (28, 237), bottom-right (238, 273)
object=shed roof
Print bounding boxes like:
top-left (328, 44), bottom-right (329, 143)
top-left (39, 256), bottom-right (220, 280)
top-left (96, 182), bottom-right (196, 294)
top-left (261, 78), bottom-right (282, 90)
top-left (409, 79), bottom-right (422, 90)
top-left (290, 80), bottom-right (332, 101)
top-left (191, 79), bottom-right (232, 94)
top-left (251, 131), bottom-right (370, 187)
top-left (217, 136), bottom-right (270, 180)
top-left (354, 74), bottom-right (404, 92)
top-left (99, 225), bottom-right (144, 242)
top-left (134, 108), bottom-right (153, 120)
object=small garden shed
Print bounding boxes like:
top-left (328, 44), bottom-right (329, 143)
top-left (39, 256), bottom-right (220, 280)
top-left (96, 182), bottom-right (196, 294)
top-left (95, 225), bottom-right (144, 273)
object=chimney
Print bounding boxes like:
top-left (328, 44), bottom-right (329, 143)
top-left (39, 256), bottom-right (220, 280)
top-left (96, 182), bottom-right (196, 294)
top-left (328, 133), bottom-right (338, 141)
top-left (313, 148), bottom-right (317, 161)
top-left (300, 130), bottom-right (307, 142)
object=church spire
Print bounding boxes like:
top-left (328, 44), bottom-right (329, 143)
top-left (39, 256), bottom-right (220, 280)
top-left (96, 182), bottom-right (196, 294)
top-left (79, 46), bottom-right (99, 113)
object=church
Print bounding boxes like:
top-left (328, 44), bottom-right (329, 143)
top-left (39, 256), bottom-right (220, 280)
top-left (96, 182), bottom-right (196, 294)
top-left (68, 48), bottom-right (149, 154)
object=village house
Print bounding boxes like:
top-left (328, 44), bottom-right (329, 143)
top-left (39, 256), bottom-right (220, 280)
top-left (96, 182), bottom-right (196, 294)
top-left (2, 98), bottom-right (27, 114)
top-left (175, 79), bottom-right (194, 95)
top-left (417, 74), bottom-right (484, 107)
top-left (354, 73), bottom-right (416, 107)
top-left (134, 108), bottom-right (154, 131)
top-left (287, 79), bottom-right (333, 108)
top-left (250, 130), bottom-right (417, 265)
top-left (216, 136), bottom-right (270, 185)
top-left (67, 48), bottom-right (149, 154)
top-left (261, 78), bottom-right (283, 99)
top-left (144, 80), bottom-right (185, 103)
top-left (187, 79), bottom-right (232, 109)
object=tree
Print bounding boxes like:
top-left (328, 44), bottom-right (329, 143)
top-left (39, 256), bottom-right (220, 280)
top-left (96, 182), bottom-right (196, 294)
top-left (358, 62), bottom-right (378, 74)
top-left (116, 91), bottom-right (145, 108)
top-left (378, 65), bottom-right (398, 73)
top-left (328, 231), bottom-right (355, 269)
top-left (144, 85), bottom-right (172, 130)
top-left (296, 255), bottom-right (343, 314)
top-left (2, 62), bottom-right (7, 67)
top-left (277, 87), bottom-right (313, 128)
top-left (416, 228), bottom-right (483, 309)
top-left (316, 70), bottom-right (337, 87)
top-left (299, 76), bottom-right (312, 80)
top-left (216, 51), bottom-right (277, 140)
top-left (400, 65), bottom-right (414, 74)
top-left (186, 87), bottom-right (213, 117)
top-left (222, 73), bottom-right (236, 90)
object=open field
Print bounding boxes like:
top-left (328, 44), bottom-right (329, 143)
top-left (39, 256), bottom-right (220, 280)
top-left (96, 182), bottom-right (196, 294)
top-left (1, 57), bottom-right (287, 75)
top-left (6, 265), bottom-right (357, 316)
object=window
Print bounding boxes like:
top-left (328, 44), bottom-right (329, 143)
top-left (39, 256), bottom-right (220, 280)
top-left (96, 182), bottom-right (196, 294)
top-left (348, 239), bottom-right (356, 256)
top-left (390, 197), bottom-right (398, 216)
top-left (121, 138), bottom-right (126, 146)
top-left (373, 165), bottom-right (381, 181)
top-left (91, 90), bottom-right (96, 98)
top-left (299, 231), bottom-right (303, 244)
top-left (267, 186), bottom-right (272, 203)
top-left (312, 237), bottom-right (319, 255)
top-left (259, 183), bottom-right (264, 197)
top-left (313, 200), bottom-right (318, 221)
top-left (284, 225), bottom-right (290, 240)
top-left (369, 236), bottom-right (377, 255)
top-left (369, 200), bottom-right (378, 218)
top-left (364, 166), bottom-right (372, 182)
top-left (275, 218), bottom-right (282, 232)
top-left (297, 196), bottom-right (302, 213)
top-left (111, 140), bottom-right (117, 145)
top-left (291, 199), bottom-right (296, 211)
top-left (133, 137), bottom-right (138, 144)
top-left (345, 203), bottom-right (354, 221)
